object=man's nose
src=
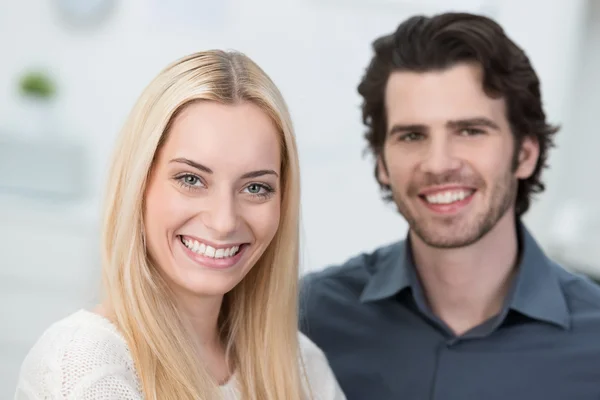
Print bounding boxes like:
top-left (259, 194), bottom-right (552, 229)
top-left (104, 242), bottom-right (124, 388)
top-left (419, 134), bottom-right (461, 175)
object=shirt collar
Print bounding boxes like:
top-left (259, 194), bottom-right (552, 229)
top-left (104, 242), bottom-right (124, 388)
top-left (508, 224), bottom-right (570, 329)
top-left (359, 222), bottom-right (570, 329)
top-left (359, 241), bottom-right (412, 303)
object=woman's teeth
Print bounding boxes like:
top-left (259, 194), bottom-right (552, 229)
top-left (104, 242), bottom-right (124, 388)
top-left (180, 237), bottom-right (241, 258)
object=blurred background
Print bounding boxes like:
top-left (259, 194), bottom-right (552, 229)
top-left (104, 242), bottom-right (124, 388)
top-left (1, 0), bottom-right (599, 395)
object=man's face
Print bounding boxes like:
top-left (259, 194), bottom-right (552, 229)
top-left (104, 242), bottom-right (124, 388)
top-left (378, 63), bottom-right (539, 248)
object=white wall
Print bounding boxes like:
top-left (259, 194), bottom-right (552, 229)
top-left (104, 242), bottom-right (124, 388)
top-left (0, 0), bottom-right (595, 395)
top-left (497, 0), bottom-right (591, 245)
top-left (542, 0), bottom-right (600, 275)
top-left (551, 0), bottom-right (600, 207)
top-left (0, 0), bottom-right (591, 269)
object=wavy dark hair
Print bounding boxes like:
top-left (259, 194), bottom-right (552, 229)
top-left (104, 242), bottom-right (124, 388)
top-left (357, 12), bottom-right (559, 216)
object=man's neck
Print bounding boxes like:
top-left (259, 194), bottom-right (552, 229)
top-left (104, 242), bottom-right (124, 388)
top-left (410, 212), bottom-right (520, 336)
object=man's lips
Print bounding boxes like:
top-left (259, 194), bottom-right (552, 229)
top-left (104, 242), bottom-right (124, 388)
top-left (414, 186), bottom-right (477, 214)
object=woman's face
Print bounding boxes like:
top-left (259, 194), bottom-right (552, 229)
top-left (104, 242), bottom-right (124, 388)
top-left (144, 101), bottom-right (282, 299)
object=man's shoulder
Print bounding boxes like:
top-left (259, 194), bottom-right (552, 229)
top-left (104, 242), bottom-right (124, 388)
top-left (300, 240), bottom-right (404, 305)
top-left (553, 261), bottom-right (600, 309)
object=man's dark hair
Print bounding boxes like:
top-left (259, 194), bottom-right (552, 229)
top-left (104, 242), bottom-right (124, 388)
top-left (357, 12), bottom-right (559, 216)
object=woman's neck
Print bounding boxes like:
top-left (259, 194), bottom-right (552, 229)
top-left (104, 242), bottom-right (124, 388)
top-left (174, 290), bottom-right (232, 384)
top-left (176, 291), bottom-right (224, 348)
top-left (98, 290), bottom-right (231, 384)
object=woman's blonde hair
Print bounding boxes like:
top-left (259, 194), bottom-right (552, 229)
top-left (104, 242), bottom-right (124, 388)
top-left (100, 50), bottom-right (305, 399)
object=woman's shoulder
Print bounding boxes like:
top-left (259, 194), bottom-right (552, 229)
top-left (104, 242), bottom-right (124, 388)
top-left (298, 332), bottom-right (346, 400)
top-left (298, 331), bottom-right (327, 366)
top-left (15, 309), bottom-right (142, 399)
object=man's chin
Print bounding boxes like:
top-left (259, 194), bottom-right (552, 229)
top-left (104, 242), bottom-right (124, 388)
top-left (410, 222), bottom-right (483, 249)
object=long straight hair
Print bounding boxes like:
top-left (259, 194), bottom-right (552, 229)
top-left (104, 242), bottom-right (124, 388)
top-left (100, 50), bottom-right (305, 399)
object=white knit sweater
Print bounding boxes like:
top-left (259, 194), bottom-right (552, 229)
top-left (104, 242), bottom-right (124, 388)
top-left (14, 310), bottom-right (345, 400)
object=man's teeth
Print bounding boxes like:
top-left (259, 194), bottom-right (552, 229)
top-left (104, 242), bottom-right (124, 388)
top-left (425, 190), bottom-right (472, 204)
top-left (181, 237), bottom-right (240, 258)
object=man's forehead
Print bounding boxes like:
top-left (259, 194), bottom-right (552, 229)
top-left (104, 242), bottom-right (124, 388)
top-left (384, 65), bottom-right (506, 126)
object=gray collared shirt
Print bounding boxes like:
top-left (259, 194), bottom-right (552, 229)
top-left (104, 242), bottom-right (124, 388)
top-left (300, 224), bottom-right (600, 400)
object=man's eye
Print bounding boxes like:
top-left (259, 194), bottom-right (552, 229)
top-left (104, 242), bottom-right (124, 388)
top-left (400, 132), bottom-right (423, 142)
top-left (459, 128), bottom-right (485, 136)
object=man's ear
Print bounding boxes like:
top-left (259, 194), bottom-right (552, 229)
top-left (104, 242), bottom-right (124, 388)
top-left (377, 156), bottom-right (390, 185)
top-left (515, 136), bottom-right (540, 179)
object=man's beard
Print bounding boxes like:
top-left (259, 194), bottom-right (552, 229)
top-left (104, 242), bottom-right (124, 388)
top-left (392, 167), bottom-right (517, 249)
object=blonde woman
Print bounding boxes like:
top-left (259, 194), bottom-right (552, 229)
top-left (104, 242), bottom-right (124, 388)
top-left (15, 50), bottom-right (345, 400)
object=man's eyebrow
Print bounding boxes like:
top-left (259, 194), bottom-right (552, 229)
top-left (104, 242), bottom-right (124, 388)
top-left (447, 117), bottom-right (500, 130)
top-left (388, 123), bottom-right (428, 136)
top-left (387, 117), bottom-right (500, 136)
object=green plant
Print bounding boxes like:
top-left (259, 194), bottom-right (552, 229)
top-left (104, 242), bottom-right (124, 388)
top-left (19, 71), bottom-right (56, 99)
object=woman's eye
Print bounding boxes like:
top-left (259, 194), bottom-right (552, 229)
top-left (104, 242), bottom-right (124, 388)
top-left (176, 174), bottom-right (204, 191)
top-left (183, 175), bottom-right (199, 185)
top-left (247, 183), bottom-right (262, 194)
top-left (244, 183), bottom-right (275, 199)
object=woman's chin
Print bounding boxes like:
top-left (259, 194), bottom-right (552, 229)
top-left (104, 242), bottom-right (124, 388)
top-left (176, 274), bottom-right (241, 298)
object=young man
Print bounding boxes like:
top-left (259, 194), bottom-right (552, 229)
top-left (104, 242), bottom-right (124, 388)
top-left (300, 12), bottom-right (600, 400)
